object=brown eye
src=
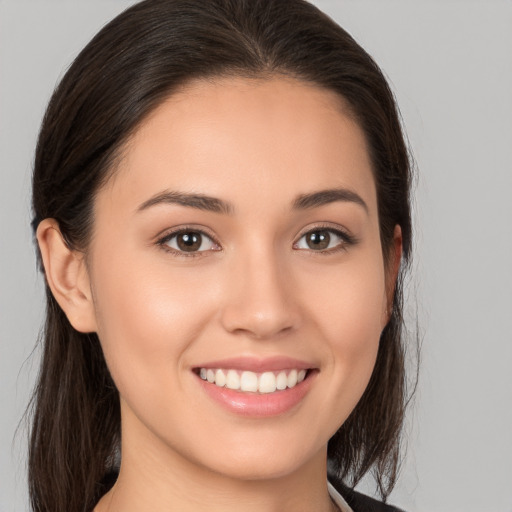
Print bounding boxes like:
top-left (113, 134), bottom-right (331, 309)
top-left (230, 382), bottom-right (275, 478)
top-left (305, 230), bottom-right (331, 250)
top-left (176, 231), bottom-right (203, 252)
top-left (295, 227), bottom-right (354, 253)
top-left (162, 229), bottom-right (218, 255)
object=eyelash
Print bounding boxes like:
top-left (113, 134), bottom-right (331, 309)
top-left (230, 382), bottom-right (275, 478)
top-left (156, 226), bottom-right (220, 259)
top-left (156, 224), bottom-right (357, 259)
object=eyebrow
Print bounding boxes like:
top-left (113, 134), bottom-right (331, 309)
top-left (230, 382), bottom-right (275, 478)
top-left (137, 190), bottom-right (234, 215)
top-left (292, 188), bottom-right (368, 213)
top-left (136, 187), bottom-right (368, 215)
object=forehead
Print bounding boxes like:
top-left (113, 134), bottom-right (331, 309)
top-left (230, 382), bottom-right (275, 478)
top-left (98, 76), bottom-right (376, 219)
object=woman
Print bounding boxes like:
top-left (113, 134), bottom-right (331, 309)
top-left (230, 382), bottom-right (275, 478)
top-left (29, 0), bottom-right (413, 511)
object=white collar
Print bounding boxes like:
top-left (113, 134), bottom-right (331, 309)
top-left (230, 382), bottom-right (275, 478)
top-left (328, 481), bottom-right (354, 512)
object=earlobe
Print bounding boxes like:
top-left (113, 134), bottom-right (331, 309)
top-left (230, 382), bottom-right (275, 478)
top-left (36, 219), bottom-right (97, 333)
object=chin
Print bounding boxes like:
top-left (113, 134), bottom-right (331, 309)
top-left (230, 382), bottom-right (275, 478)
top-left (187, 433), bottom-right (325, 483)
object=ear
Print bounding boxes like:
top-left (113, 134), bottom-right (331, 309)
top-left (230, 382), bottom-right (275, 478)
top-left (36, 219), bottom-right (97, 333)
top-left (384, 224), bottom-right (403, 323)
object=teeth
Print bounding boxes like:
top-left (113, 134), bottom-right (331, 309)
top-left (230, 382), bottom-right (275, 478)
top-left (225, 369), bottom-right (240, 390)
top-left (276, 371), bottom-right (288, 390)
top-left (198, 368), bottom-right (309, 393)
top-left (259, 372), bottom-right (276, 393)
top-left (287, 369), bottom-right (298, 388)
top-left (215, 369), bottom-right (226, 387)
top-left (240, 371), bottom-right (258, 392)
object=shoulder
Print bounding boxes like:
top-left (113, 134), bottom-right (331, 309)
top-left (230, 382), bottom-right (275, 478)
top-left (328, 475), bottom-right (406, 512)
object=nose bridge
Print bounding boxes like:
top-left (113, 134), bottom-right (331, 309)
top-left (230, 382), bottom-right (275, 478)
top-left (220, 240), bottom-right (299, 339)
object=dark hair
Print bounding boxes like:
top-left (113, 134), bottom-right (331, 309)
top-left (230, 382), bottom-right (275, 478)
top-left (29, 1), bottom-right (414, 511)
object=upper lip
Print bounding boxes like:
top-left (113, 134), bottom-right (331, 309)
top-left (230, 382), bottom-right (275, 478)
top-left (193, 356), bottom-right (315, 372)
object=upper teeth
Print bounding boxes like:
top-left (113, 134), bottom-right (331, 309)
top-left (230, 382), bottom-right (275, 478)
top-left (199, 368), bottom-right (307, 393)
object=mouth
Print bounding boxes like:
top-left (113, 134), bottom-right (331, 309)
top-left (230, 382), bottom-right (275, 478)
top-left (195, 367), bottom-right (310, 394)
top-left (192, 358), bottom-right (317, 417)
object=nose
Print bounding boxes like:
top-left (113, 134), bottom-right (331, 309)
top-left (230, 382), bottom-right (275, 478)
top-left (219, 246), bottom-right (301, 340)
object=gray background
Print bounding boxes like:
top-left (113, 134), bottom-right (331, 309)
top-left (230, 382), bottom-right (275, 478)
top-left (1, 1), bottom-right (511, 511)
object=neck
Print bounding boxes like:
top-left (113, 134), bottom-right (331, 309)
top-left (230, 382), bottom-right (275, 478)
top-left (94, 417), bottom-right (337, 512)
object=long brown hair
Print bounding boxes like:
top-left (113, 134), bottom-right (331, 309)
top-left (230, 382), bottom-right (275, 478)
top-left (29, 1), bottom-right (414, 510)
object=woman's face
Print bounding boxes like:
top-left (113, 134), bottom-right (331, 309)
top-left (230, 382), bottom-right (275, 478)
top-left (87, 76), bottom-right (394, 481)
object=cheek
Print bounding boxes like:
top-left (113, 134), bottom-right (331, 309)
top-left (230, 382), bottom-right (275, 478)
top-left (305, 251), bottom-right (387, 393)
top-left (89, 249), bottom-right (219, 394)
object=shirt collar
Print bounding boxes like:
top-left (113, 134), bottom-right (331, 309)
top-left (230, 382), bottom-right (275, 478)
top-left (328, 480), bottom-right (354, 512)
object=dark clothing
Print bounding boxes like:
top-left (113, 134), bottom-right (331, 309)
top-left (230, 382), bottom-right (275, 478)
top-left (329, 474), bottom-right (405, 512)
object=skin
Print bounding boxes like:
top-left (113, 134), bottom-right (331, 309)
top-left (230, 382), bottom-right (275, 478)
top-left (37, 76), bottom-right (401, 512)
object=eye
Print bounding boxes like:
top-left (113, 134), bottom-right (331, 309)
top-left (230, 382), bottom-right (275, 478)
top-left (294, 227), bottom-right (355, 253)
top-left (158, 228), bottom-right (219, 256)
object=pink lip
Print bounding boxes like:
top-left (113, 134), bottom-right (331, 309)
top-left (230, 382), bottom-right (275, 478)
top-left (193, 356), bottom-right (318, 418)
top-left (193, 355), bottom-right (314, 373)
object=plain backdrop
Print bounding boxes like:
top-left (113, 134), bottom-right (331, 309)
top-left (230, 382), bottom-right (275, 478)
top-left (1, 1), bottom-right (511, 511)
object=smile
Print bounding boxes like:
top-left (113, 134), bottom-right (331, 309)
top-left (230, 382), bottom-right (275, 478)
top-left (198, 368), bottom-right (308, 394)
top-left (194, 358), bottom-right (317, 417)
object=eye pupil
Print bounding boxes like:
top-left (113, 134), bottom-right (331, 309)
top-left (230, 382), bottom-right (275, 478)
top-left (177, 232), bottom-right (202, 251)
top-left (307, 231), bottom-right (330, 250)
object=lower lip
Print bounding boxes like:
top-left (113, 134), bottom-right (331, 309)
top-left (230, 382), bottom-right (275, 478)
top-left (196, 371), bottom-right (316, 418)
